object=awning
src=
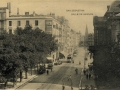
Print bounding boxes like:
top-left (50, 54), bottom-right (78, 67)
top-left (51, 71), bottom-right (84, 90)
top-left (60, 51), bottom-right (68, 57)
top-left (59, 52), bottom-right (65, 58)
top-left (46, 57), bottom-right (53, 60)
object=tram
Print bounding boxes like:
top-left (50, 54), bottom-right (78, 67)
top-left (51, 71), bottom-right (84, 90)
top-left (46, 57), bottom-right (53, 69)
top-left (67, 54), bottom-right (72, 63)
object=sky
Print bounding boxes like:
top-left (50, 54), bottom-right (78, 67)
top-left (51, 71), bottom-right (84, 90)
top-left (0, 0), bottom-right (116, 35)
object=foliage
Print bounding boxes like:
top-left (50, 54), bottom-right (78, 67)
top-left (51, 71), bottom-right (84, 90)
top-left (0, 27), bottom-right (58, 84)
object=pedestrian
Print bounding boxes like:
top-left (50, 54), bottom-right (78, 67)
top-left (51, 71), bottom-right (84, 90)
top-left (51, 68), bottom-right (52, 72)
top-left (88, 73), bottom-right (91, 80)
top-left (86, 73), bottom-right (89, 80)
top-left (75, 68), bottom-right (78, 74)
top-left (83, 69), bottom-right (86, 75)
top-left (47, 70), bottom-right (49, 75)
top-left (62, 85), bottom-right (65, 90)
top-left (69, 75), bottom-right (71, 80)
top-left (79, 61), bottom-right (81, 65)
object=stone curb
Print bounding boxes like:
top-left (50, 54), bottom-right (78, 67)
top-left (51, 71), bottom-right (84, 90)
top-left (15, 75), bottom-right (37, 90)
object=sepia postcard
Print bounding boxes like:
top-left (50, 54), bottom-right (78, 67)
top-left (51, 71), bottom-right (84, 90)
top-left (0, 0), bottom-right (119, 90)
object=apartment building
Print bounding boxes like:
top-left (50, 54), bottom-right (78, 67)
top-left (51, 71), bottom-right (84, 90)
top-left (0, 2), bottom-right (81, 60)
top-left (88, 33), bottom-right (94, 46)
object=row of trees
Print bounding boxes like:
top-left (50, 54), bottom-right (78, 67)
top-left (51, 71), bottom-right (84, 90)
top-left (0, 26), bottom-right (58, 87)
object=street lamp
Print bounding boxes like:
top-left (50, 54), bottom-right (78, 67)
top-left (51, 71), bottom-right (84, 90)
top-left (84, 58), bottom-right (85, 70)
top-left (79, 71), bottom-right (83, 90)
top-left (80, 77), bottom-right (83, 90)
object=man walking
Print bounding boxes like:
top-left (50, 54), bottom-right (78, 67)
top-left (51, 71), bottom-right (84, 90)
top-left (62, 84), bottom-right (65, 90)
top-left (86, 73), bottom-right (89, 80)
top-left (83, 69), bottom-right (86, 75)
top-left (75, 68), bottom-right (78, 74)
top-left (47, 70), bottom-right (49, 75)
top-left (88, 73), bottom-right (91, 80)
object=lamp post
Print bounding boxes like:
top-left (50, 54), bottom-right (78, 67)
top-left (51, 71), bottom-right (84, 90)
top-left (84, 57), bottom-right (85, 70)
top-left (80, 77), bottom-right (83, 90)
top-left (84, 47), bottom-right (87, 70)
top-left (78, 71), bottom-right (83, 90)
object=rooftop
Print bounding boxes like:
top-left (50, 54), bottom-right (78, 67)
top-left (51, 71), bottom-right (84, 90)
top-left (104, 0), bottom-right (120, 17)
top-left (108, 0), bottom-right (120, 13)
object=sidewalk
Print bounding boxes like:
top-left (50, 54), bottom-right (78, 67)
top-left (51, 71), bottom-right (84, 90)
top-left (79, 53), bottom-right (97, 90)
top-left (28, 83), bottom-right (79, 90)
top-left (79, 71), bottom-right (97, 90)
top-left (6, 73), bottom-right (37, 90)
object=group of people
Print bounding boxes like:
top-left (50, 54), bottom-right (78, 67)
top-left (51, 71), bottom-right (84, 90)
top-left (83, 69), bottom-right (92, 80)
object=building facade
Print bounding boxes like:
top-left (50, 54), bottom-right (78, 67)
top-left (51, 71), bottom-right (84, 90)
top-left (88, 33), bottom-right (94, 46)
top-left (0, 2), bottom-right (81, 60)
top-left (93, 0), bottom-right (120, 48)
top-left (93, 16), bottom-right (112, 46)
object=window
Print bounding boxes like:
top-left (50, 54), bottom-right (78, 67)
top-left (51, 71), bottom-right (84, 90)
top-left (9, 29), bottom-right (12, 34)
top-left (17, 21), bottom-right (21, 26)
top-left (45, 20), bottom-right (52, 25)
top-left (56, 24), bottom-right (58, 29)
top-left (26, 20), bottom-right (29, 25)
top-left (35, 20), bottom-right (38, 26)
top-left (53, 25), bottom-right (56, 28)
top-left (9, 21), bottom-right (12, 26)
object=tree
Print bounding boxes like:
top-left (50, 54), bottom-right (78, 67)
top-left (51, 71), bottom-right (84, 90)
top-left (0, 26), bottom-right (58, 87)
top-left (0, 33), bottom-right (22, 87)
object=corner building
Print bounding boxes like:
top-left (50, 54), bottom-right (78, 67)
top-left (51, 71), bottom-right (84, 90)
top-left (0, 3), bottom-right (61, 61)
top-left (0, 2), bottom-right (81, 61)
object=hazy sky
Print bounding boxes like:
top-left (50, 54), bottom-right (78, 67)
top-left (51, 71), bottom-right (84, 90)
top-left (0, 0), bottom-right (116, 35)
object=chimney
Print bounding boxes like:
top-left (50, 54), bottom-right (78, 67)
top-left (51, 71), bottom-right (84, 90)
top-left (51, 13), bottom-right (55, 18)
top-left (7, 3), bottom-right (9, 9)
top-left (25, 12), bottom-right (29, 15)
top-left (33, 11), bottom-right (35, 16)
top-left (17, 8), bottom-right (19, 15)
top-left (7, 2), bottom-right (11, 16)
top-left (9, 2), bottom-right (11, 13)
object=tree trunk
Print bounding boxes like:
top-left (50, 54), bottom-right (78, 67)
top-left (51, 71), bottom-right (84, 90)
top-left (30, 67), bottom-right (32, 75)
top-left (34, 65), bottom-right (36, 74)
top-left (13, 78), bottom-right (16, 87)
top-left (20, 70), bottom-right (22, 82)
top-left (13, 74), bottom-right (15, 87)
top-left (25, 70), bottom-right (28, 79)
top-left (4, 79), bottom-right (8, 88)
top-left (37, 65), bottom-right (39, 74)
top-left (39, 62), bottom-right (40, 67)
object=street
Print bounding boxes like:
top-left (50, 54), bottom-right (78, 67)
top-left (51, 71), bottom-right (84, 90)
top-left (18, 47), bottom-right (94, 90)
top-left (0, 1), bottom-right (117, 89)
